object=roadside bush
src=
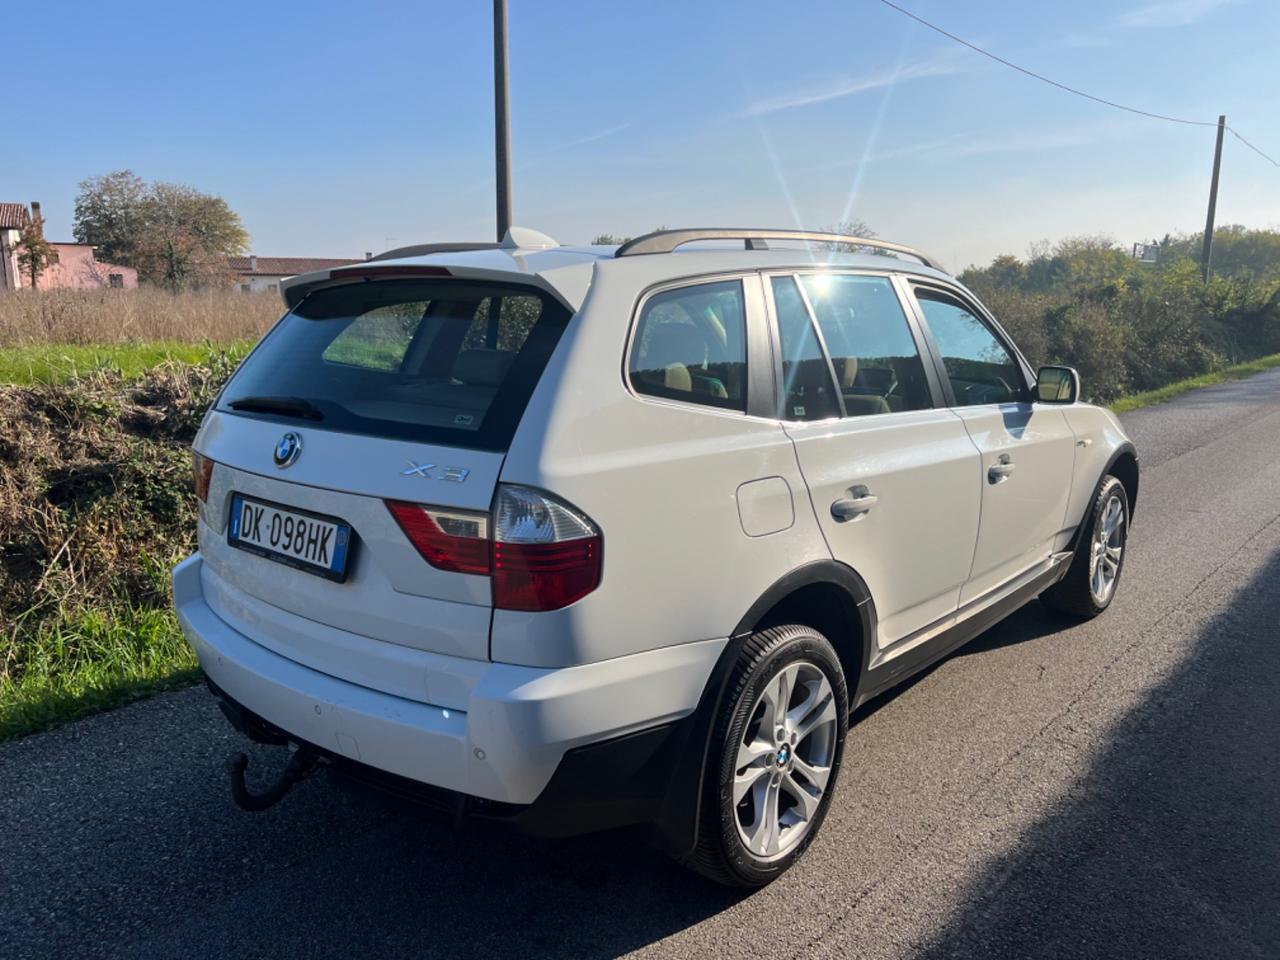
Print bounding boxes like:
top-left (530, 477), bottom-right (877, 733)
top-left (962, 230), bottom-right (1280, 403)
top-left (0, 354), bottom-right (237, 737)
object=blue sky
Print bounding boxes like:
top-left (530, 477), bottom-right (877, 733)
top-left (6, 0), bottom-right (1278, 271)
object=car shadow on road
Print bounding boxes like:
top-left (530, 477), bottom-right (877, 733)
top-left (120, 747), bottom-right (747, 960)
top-left (851, 599), bottom-right (1076, 725)
top-left (907, 546), bottom-right (1280, 959)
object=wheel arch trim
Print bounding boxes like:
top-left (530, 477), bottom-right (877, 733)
top-left (729, 558), bottom-right (878, 699)
top-left (1068, 441), bottom-right (1139, 555)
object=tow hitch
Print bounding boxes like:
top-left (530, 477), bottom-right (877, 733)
top-left (225, 747), bottom-right (323, 812)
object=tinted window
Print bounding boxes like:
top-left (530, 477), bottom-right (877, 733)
top-left (323, 300), bottom-right (427, 370)
top-left (914, 289), bottom-right (1026, 406)
top-left (219, 279), bottom-right (569, 451)
top-left (772, 276), bottom-right (840, 421)
top-left (799, 274), bottom-right (932, 416)
top-left (629, 279), bottom-right (747, 412)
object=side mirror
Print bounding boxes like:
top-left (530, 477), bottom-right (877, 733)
top-left (1036, 365), bottom-right (1080, 404)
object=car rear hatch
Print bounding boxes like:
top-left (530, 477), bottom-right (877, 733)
top-left (193, 274), bottom-right (574, 673)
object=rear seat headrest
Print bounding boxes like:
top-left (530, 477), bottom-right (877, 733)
top-left (453, 348), bottom-right (515, 387)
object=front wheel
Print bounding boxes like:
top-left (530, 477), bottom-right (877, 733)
top-left (1042, 475), bottom-right (1130, 618)
top-left (684, 624), bottom-right (848, 887)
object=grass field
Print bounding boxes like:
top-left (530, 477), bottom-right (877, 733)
top-left (0, 340), bottom-right (252, 385)
top-left (0, 286), bottom-right (279, 345)
top-left (2, 598), bottom-right (200, 740)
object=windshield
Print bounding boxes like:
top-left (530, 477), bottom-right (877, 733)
top-left (218, 278), bottom-right (570, 451)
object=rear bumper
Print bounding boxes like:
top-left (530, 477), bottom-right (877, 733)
top-left (173, 553), bottom-right (725, 807)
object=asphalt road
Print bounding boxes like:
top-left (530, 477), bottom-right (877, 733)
top-left (4, 370), bottom-right (1279, 960)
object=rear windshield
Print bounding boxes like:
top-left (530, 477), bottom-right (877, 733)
top-left (218, 279), bottom-right (571, 451)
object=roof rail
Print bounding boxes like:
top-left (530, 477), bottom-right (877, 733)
top-left (370, 242), bottom-right (500, 262)
top-left (613, 228), bottom-right (940, 270)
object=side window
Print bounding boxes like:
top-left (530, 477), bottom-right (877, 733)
top-left (798, 274), bottom-right (933, 416)
top-left (914, 289), bottom-right (1026, 407)
top-left (771, 276), bottom-right (840, 421)
top-left (322, 301), bottom-right (429, 370)
top-left (629, 279), bottom-right (747, 412)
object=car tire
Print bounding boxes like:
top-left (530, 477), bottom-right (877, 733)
top-left (1041, 475), bottom-right (1130, 619)
top-left (684, 624), bottom-right (848, 887)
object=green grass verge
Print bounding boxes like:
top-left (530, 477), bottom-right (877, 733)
top-left (0, 340), bottom-right (252, 385)
top-left (1109, 352), bottom-right (1280, 414)
top-left (1, 603), bottom-right (199, 741)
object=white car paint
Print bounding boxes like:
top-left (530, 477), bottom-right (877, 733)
top-left (174, 227), bottom-right (1136, 824)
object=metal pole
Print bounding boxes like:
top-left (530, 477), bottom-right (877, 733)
top-left (1201, 114), bottom-right (1226, 282)
top-left (493, 0), bottom-right (512, 241)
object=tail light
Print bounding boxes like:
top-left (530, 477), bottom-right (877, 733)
top-left (385, 502), bottom-right (490, 575)
top-left (192, 451), bottom-right (214, 503)
top-left (386, 484), bottom-right (602, 612)
top-left (492, 485), bottom-right (602, 612)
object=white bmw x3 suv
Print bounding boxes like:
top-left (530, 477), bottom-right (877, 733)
top-left (173, 226), bottom-right (1137, 886)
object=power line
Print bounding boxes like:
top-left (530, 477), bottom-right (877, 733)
top-left (873, 0), bottom-right (1279, 167)
top-left (1226, 127), bottom-right (1280, 169)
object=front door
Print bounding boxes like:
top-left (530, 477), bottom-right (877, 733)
top-left (908, 285), bottom-right (1076, 605)
top-left (769, 272), bottom-right (982, 649)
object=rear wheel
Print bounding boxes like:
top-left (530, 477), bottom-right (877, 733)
top-left (1042, 475), bottom-right (1129, 618)
top-left (685, 624), bottom-right (848, 887)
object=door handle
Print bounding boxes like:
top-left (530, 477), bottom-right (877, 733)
top-left (831, 488), bottom-right (878, 521)
top-left (988, 455), bottom-right (1015, 484)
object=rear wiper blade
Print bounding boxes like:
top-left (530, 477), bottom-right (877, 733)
top-left (228, 395), bottom-right (324, 420)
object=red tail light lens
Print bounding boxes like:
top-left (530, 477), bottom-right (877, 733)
top-left (385, 485), bottom-right (602, 612)
top-left (493, 538), bottom-right (602, 612)
top-left (492, 485), bottom-right (602, 612)
top-left (385, 502), bottom-right (490, 575)
top-left (192, 451), bottom-right (214, 503)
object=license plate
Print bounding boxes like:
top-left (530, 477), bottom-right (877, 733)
top-left (227, 494), bottom-right (352, 582)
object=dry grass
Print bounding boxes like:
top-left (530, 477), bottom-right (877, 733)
top-left (0, 287), bottom-right (281, 346)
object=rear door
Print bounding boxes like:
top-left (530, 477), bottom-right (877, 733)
top-left (906, 283), bottom-right (1076, 605)
top-left (195, 278), bottom-right (571, 667)
top-left (769, 272), bottom-right (982, 649)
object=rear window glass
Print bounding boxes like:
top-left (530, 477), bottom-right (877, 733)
top-left (218, 279), bottom-right (570, 451)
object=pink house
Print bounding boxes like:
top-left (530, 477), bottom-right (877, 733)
top-left (32, 242), bottom-right (138, 290)
top-left (0, 201), bottom-right (137, 290)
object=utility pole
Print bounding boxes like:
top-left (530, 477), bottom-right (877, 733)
top-left (1201, 114), bottom-right (1226, 282)
top-left (493, 0), bottom-right (512, 241)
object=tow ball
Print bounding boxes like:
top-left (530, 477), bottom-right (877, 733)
top-left (225, 747), bottom-right (322, 812)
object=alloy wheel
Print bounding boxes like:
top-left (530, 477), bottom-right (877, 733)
top-left (1089, 494), bottom-right (1126, 604)
top-left (732, 661), bottom-right (838, 860)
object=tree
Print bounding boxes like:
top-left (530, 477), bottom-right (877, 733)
top-left (15, 213), bottom-right (57, 288)
top-left (73, 170), bottom-right (146, 266)
top-left (591, 233), bottom-right (629, 245)
top-left (133, 182), bottom-right (248, 290)
top-left (73, 171), bottom-right (249, 289)
top-left (818, 219), bottom-right (878, 253)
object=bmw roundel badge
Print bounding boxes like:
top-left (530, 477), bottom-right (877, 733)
top-left (273, 432), bottom-right (302, 468)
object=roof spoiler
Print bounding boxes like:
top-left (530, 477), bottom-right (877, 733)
top-left (614, 228), bottom-right (940, 270)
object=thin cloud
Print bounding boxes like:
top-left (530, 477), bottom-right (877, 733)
top-left (1114, 0), bottom-right (1242, 29)
top-left (819, 124), bottom-right (1114, 170)
top-left (931, 128), bottom-right (1102, 159)
top-left (741, 54), bottom-right (965, 117)
top-left (559, 123), bottom-right (630, 149)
